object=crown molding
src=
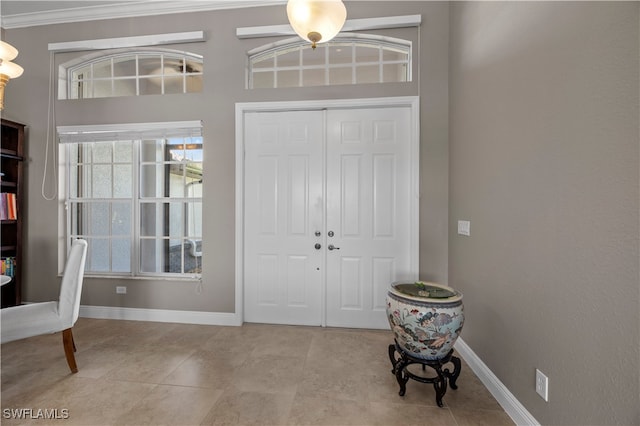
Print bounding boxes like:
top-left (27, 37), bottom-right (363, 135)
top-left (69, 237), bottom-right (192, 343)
top-left (1, 0), bottom-right (287, 30)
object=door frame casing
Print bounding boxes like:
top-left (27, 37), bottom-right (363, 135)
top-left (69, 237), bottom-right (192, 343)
top-left (235, 96), bottom-right (420, 325)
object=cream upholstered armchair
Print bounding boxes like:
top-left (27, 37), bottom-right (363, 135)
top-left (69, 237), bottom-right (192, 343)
top-left (1, 239), bottom-right (88, 373)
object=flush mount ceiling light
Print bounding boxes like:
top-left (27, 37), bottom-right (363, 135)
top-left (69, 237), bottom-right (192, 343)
top-left (0, 40), bottom-right (24, 110)
top-left (287, 0), bottom-right (347, 49)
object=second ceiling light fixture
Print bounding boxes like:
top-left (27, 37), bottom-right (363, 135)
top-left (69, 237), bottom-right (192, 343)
top-left (286, 0), bottom-right (347, 49)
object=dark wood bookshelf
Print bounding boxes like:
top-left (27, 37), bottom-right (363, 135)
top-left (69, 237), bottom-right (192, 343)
top-left (1, 118), bottom-right (25, 308)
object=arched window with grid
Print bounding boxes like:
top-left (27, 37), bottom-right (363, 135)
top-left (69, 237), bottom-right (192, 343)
top-left (248, 34), bottom-right (412, 89)
top-left (59, 48), bottom-right (203, 100)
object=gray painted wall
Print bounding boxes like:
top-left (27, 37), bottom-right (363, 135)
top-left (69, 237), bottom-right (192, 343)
top-left (449, 2), bottom-right (639, 424)
top-left (3, 1), bottom-right (639, 424)
top-left (2, 2), bottom-right (450, 312)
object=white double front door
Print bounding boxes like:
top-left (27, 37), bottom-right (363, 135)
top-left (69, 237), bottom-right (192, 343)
top-left (242, 103), bottom-right (417, 329)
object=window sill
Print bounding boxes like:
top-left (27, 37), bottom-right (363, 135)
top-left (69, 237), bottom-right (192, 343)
top-left (61, 274), bottom-right (201, 282)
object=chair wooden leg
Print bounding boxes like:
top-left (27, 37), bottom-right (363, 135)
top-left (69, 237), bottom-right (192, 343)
top-left (62, 328), bottom-right (78, 373)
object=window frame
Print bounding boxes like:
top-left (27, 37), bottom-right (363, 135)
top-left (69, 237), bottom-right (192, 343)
top-left (58, 47), bottom-right (203, 100)
top-left (58, 122), bottom-right (203, 279)
top-left (247, 33), bottom-right (412, 89)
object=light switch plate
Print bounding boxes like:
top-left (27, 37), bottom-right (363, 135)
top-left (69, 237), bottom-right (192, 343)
top-left (457, 220), bottom-right (470, 236)
top-left (536, 369), bottom-right (549, 401)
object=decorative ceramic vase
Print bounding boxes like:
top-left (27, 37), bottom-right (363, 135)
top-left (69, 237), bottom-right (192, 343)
top-left (386, 281), bottom-right (464, 360)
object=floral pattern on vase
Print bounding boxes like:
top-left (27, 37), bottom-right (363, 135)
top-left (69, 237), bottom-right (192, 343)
top-left (386, 282), bottom-right (464, 360)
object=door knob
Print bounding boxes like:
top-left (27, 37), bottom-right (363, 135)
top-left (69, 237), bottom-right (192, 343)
top-left (328, 244), bottom-right (340, 251)
top-left (315, 243), bottom-right (322, 250)
top-left (315, 231), bottom-right (321, 237)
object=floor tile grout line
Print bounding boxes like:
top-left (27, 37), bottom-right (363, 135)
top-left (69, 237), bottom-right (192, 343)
top-left (1, 318), bottom-right (513, 426)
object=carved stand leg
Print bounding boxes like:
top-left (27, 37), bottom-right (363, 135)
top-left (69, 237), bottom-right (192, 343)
top-left (444, 354), bottom-right (462, 390)
top-left (431, 363), bottom-right (448, 407)
top-left (388, 341), bottom-right (462, 408)
top-left (388, 344), bottom-right (410, 396)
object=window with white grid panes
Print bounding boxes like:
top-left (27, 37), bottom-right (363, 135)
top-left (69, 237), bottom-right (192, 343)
top-left (248, 35), bottom-right (411, 89)
top-left (65, 49), bottom-right (203, 99)
top-left (65, 132), bottom-right (203, 277)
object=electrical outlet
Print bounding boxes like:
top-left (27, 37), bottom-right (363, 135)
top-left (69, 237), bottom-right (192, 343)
top-left (457, 220), bottom-right (470, 236)
top-left (116, 286), bottom-right (127, 294)
top-left (536, 369), bottom-right (549, 402)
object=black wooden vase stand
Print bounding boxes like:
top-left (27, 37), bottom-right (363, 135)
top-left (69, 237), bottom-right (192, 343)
top-left (388, 340), bottom-right (462, 407)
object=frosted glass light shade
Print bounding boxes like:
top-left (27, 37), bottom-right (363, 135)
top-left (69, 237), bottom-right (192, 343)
top-left (287, 0), bottom-right (347, 49)
top-left (0, 40), bottom-right (23, 78)
top-left (0, 40), bottom-right (19, 62)
top-left (0, 61), bottom-right (24, 79)
top-left (0, 40), bottom-right (23, 110)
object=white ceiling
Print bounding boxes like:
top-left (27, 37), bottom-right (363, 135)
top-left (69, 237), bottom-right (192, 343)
top-left (0, 0), bottom-right (286, 29)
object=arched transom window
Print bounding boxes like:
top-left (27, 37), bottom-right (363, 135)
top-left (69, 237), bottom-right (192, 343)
top-left (248, 34), bottom-right (411, 89)
top-left (59, 48), bottom-right (203, 100)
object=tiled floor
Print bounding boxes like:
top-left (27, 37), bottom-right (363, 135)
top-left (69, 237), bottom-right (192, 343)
top-left (1, 318), bottom-right (513, 425)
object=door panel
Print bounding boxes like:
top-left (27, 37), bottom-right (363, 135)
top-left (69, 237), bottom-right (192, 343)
top-left (243, 106), bottom-right (417, 329)
top-left (244, 111), bottom-right (324, 326)
top-left (339, 256), bottom-right (362, 309)
top-left (325, 107), bottom-right (415, 329)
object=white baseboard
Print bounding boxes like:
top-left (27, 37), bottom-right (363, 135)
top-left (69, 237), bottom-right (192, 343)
top-left (454, 338), bottom-right (540, 426)
top-left (79, 305), bottom-right (242, 326)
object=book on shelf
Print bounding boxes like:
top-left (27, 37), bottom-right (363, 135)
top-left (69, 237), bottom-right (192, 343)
top-left (0, 193), bottom-right (17, 220)
top-left (1, 257), bottom-right (16, 277)
top-left (0, 194), bottom-right (5, 220)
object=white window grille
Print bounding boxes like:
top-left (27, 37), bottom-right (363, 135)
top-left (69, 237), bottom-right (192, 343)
top-left (248, 34), bottom-right (411, 89)
top-left (58, 122), bottom-right (203, 277)
top-left (59, 48), bottom-right (203, 100)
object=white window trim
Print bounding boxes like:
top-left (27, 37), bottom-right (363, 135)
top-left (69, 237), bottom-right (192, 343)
top-left (48, 31), bottom-right (205, 53)
top-left (58, 121), bottom-right (203, 143)
top-left (57, 121), bottom-right (203, 278)
top-left (236, 14), bottom-right (421, 39)
top-left (248, 34), bottom-right (412, 88)
top-left (58, 48), bottom-right (203, 100)
top-left (247, 33), bottom-right (411, 57)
